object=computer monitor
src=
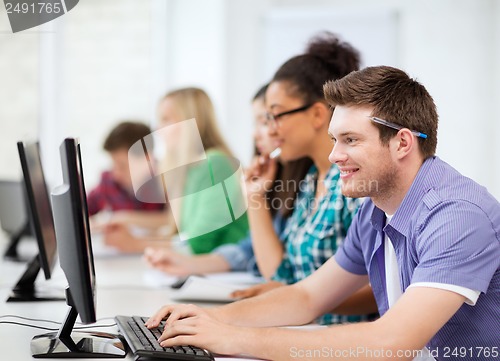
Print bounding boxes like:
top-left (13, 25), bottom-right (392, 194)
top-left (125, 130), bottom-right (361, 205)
top-left (30, 138), bottom-right (125, 358)
top-left (6, 141), bottom-right (63, 302)
top-left (0, 179), bottom-right (32, 261)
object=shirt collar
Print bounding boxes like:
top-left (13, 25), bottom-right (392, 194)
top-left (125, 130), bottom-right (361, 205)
top-left (371, 156), bottom-right (440, 236)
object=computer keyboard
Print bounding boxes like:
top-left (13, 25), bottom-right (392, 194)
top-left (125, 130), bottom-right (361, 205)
top-left (115, 315), bottom-right (214, 361)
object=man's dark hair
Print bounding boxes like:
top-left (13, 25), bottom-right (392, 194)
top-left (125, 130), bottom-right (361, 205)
top-left (323, 66), bottom-right (438, 158)
top-left (103, 121), bottom-right (152, 153)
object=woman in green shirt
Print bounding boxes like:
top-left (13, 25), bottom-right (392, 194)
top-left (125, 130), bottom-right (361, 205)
top-left (157, 87), bottom-right (248, 254)
top-left (103, 87), bottom-right (248, 254)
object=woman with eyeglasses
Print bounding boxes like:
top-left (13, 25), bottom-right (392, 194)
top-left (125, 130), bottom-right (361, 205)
top-left (236, 32), bottom-right (378, 324)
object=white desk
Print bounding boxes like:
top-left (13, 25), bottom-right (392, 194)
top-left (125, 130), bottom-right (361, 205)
top-left (0, 237), bottom-right (256, 361)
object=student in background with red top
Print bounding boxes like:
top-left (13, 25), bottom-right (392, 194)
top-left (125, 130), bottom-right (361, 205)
top-left (87, 121), bottom-right (166, 227)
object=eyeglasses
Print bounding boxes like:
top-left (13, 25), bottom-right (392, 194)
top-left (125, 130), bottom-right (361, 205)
top-left (368, 116), bottom-right (427, 139)
top-left (265, 103), bottom-right (314, 129)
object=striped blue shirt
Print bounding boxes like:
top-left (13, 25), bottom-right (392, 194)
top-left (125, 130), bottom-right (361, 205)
top-left (336, 156), bottom-right (500, 359)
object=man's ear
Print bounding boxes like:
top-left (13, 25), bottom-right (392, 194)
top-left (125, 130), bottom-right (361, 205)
top-left (391, 129), bottom-right (416, 160)
top-left (311, 103), bottom-right (331, 129)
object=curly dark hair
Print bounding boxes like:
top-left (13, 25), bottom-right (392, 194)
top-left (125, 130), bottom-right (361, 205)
top-left (272, 31), bottom-right (361, 104)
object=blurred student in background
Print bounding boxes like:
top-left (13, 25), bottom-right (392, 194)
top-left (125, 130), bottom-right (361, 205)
top-left (87, 121), bottom-right (165, 223)
top-left (233, 32), bottom-right (377, 323)
top-left (144, 84), bottom-right (312, 276)
top-left (103, 88), bottom-right (248, 254)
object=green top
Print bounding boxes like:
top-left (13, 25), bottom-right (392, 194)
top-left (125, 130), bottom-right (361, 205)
top-left (179, 149), bottom-right (249, 254)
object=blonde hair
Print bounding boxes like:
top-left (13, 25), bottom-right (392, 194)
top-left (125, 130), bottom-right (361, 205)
top-left (158, 87), bottom-right (234, 230)
top-left (161, 87), bottom-right (233, 157)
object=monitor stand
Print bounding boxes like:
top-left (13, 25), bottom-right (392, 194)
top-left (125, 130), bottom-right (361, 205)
top-left (3, 220), bottom-right (31, 262)
top-left (31, 289), bottom-right (127, 358)
top-left (6, 256), bottom-right (65, 302)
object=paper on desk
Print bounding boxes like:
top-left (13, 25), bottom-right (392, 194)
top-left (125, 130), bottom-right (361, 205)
top-left (142, 268), bottom-right (179, 287)
top-left (205, 272), bottom-right (263, 286)
top-left (142, 270), bottom-right (263, 290)
top-left (170, 275), bottom-right (241, 302)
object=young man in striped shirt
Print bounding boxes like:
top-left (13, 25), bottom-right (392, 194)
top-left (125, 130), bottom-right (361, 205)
top-left (146, 66), bottom-right (499, 361)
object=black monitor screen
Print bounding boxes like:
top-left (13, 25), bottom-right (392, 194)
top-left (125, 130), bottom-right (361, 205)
top-left (30, 138), bottom-right (125, 358)
top-left (51, 138), bottom-right (96, 323)
top-left (7, 142), bottom-right (62, 302)
top-left (18, 141), bottom-right (57, 278)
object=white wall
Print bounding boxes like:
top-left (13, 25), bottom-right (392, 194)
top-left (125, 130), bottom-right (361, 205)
top-left (223, 0), bottom-right (500, 198)
top-left (0, 0), bottom-right (499, 199)
top-left (400, 0), bottom-right (497, 197)
top-left (0, 9), bottom-right (39, 180)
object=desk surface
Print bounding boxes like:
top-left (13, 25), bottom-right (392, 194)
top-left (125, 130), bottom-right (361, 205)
top-left (0, 236), bottom-right (257, 361)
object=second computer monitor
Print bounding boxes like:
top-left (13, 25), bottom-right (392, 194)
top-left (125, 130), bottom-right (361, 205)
top-left (7, 141), bottom-right (62, 302)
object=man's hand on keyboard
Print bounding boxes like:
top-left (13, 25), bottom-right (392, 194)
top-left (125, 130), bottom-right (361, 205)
top-left (144, 303), bottom-right (245, 356)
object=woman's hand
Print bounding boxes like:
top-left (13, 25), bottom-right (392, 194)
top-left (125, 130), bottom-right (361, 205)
top-left (144, 247), bottom-right (196, 276)
top-left (245, 156), bottom-right (278, 196)
top-left (103, 223), bottom-right (147, 253)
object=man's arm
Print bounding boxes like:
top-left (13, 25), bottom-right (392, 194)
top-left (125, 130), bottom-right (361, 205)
top-left (148, 257), bottom-right (369, 328)
top-left (103, 223), bottom-right (173, 253)
top-left (238, 287), bottom-right (466, 360)
top-left (155, 286), bottom-right (465, 360)
top-left (110, 209), bottom-right (173, 230)
top-left (331, 284), bottom-right (378, 315)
